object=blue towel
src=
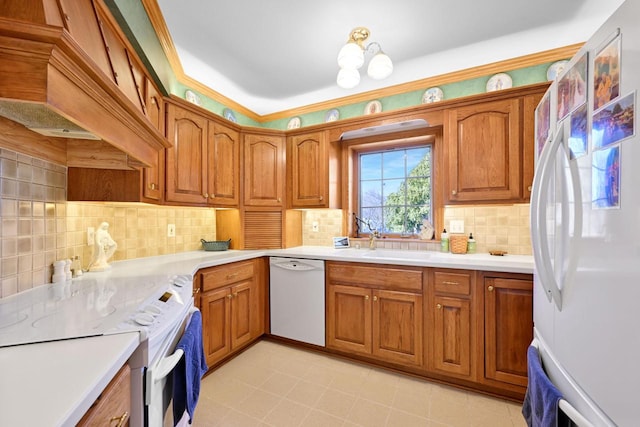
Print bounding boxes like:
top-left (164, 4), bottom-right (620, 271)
top-left (522, 345), bottom-right (563, 427)
top-left (173, 310), bottom-right (208, 425)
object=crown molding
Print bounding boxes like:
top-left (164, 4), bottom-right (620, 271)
top-left (142, 0), bottom-right (581, 124)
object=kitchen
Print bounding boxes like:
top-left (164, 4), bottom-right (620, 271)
top-left (0, 1), bottom-right (636, 426)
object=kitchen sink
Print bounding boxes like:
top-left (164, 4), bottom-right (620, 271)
top-left (360, 249), bottom-right (431, 261)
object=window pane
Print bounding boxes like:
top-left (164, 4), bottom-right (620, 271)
top-left (382, 179), bottom-right (404, 203)
top-left (382, 151), bottom-right (405, 179)
top-left (360, 207), bottom-right (382, 232)
top-left (383, 205), bottom-right (405, 233)
top-left (360, 181), bottom-right (383, 207)
top-left (360, 153), bottom-right (382, 180)
top-left (406, 147), bottom-right (430, 177)
top-left (358, 144), bottom-right (432, 236)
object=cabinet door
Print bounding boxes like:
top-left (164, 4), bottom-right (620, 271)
top-left (372, 289), bottom-right (423, 366)
top-left (522, 92), bottom-right (545, 200)
top-left (445, 98), bottom-right (521, 202)
top-left (208, 122), bottom-right (240, 206)
top-left (288, 132), bottom-right (327, 207)
top-left (201, 287), bottom-right (231, 367)
top-left (141, 81), bottom-right (164, 202)
top-left (166, 104), bottom-right (209, 204)
top-left (326, 284), bottom-right (371, 355)
top-left (433, 296), bottom-right (471, 377)
top-left (77, 364), bottom-right (130, 426)
top-left (485, 277), bottom-right (533, 387)
top-left (230, 280), bottom-right (253, 350)
top-left (244, 133), bottom-right (284, 206)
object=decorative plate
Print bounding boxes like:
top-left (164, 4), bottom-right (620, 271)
top-left (546, 60), bottom-right (569, 81)
top-left (422, 87), bottom-right (444, 104)
top-left (287, 117), bottom-right (301, 129)
top-left (185, 89), bottom-right (201, 106)
top-left (223, 108), bottom-right (237, 123)
top-left (486, 73), bottom-right (513, 92)
top-left (365, 100), bottom-right (382, 115)
top-left (325, 108), bottom-right (340, 122)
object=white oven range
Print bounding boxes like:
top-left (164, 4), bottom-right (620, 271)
top-left (0, 271), bottom-right (195, 426)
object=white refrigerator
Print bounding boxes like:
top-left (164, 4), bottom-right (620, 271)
top-left (530, 1), bottom-right (640, 425)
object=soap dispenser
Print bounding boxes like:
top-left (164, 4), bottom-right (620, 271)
top-left (440, 229), bottom-right (449, 252)
top-left (467, 233), bottom-right (476, 254)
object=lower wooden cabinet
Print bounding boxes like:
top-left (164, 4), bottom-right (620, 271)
top-left (198, 259), bottom-right (265, 368)
top-left (428, 269), bottom-right (477, 380)
top-left (482, 272), bottom-right (533, 389)
top-left (77, 363), bottom-right (130, 427)
top-left (326, 262), bottom-right (423, 367)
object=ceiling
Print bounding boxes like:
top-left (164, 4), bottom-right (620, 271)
top-left (155, 0), bottom-right (624, 116)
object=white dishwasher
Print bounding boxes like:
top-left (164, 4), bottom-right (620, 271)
top-left (269, 257), bottom-right (325, 346)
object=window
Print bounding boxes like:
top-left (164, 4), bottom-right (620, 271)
top-left (358, 145), bottom-right (432, 236)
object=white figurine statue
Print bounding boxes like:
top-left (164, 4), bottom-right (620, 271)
top-left (89, 222), bottom-right (117, 271)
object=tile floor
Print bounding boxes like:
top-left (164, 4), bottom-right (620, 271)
top-left (189, 340), bottom-right (527, 427)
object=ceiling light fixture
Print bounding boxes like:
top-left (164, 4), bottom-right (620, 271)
top-left (337, 27), bottom-right (393, 89)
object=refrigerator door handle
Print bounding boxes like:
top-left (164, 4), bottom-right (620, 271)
top-left (531, 128), bottom-right (564, 310)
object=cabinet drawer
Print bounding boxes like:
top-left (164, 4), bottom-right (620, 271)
top-left (433, 270), bottom-right (472, 296)
top-left (327, 262), bottom-right (423, 292)
top-left (78, 363), bottom-right (130, 426)
top-left (202, 261), bottom-right (255, 291)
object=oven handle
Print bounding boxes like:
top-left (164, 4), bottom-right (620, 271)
top-left (150, 307), bottom-right (198, 384)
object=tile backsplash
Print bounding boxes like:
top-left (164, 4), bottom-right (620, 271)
top-left (1, 147), bottom-right (532, 298)
top-left (0, 148), bottom-right (216, 298)
top-left (301, 206), bottom-right (532, 256)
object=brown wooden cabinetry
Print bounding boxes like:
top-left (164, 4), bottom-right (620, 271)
top-left (77, 363), bottom-right (130, 426)
top-left (198, 259), bottom-right (265, 368)
top-left (326, 262), bottom-right (423, 367)
top-left (428, 269), bottom-right (478, 380)
top-left (287, 130), bottom-right (340, 208)
top-left (445, 99), bottom-right (521, 203)
top-left (243, 132), bottom-right (285, 207)
top-left (165, 101), bottom-right (240, 206)
top-left (482, 272), bottom-right (533, 390)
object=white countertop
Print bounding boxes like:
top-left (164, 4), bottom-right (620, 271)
top-left (0, 332), bottom-right (139, 427)
top-left (0, 246), bottom-right (532, 426)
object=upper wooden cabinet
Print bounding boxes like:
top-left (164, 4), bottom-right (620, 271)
top-left (445, 98), bottom-right (521, 203)
top-left (243, 132), bottom-right (285, 207)
top-left (443, 84), bottom-right (550, 204)
top-left (208, 122), bottom-right (241, 206)
top-left (165, 100), bottom-right (240, 206)
top-left (287, 130), bottom-right (340, 208)
top-left (166, 102), bottom-right (209, 204)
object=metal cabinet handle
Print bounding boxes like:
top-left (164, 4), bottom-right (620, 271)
top-left (364, 295), bottom-right (369, 300)
top-left (436, 303), bottom-right (442, 309)
top-left (451, 190), bottom-right (457, 195)
top-left (528, 185), bottom-right (533, 192)
top-left (442, 281), bottom-right (459, 286)
top-left (203, 193), bottom-right (208, 199)
top-left (110, 412), bottom-right (128, 427)
top-left (227, 294), bottom-right (233, 299)
top-left (319, 196), bottom-right (323, 201)
top-left (193, 288), bottom-right (200, 294)
top-left (277, 197), bottom-right (282, 203)
top-left (226, 273), bottom-right (239, 280)
top-left (149, 183), bottom-right (156, 190)
top-left (488, 285), bottom-right (494, 292)
top-left (373, 295), bottom-right (378, 302)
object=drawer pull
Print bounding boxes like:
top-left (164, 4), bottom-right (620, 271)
top-left (373, 295), bottom-right (378, 302)
top-left (203, 193), bottom-right (208, 199)
top-left (193, 288), bottom-right (200, 294)
top-left (442, 281), bottom-right (459, 286)
top-left (364, 295), bottom-right (369, 300)
top-left (226, 273), bottom-right (239, 280)
top-left (436, 303), bottom-right (442, 309)
top-left (488, 285), bottom-right (494, 292)
top-left (227, 294), bottom-right (233, 299)
top-left (110, 411), bottom-right (128, 427)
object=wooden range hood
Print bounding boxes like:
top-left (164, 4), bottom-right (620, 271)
top-left (0, 1), bottom-right (169, 169)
